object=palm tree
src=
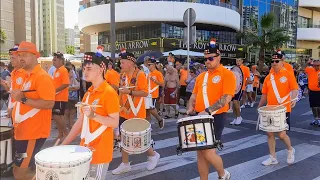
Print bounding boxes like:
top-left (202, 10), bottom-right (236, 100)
top-left (238, 13), bottom-right (290, 71)
top-left (0, 28), bottom-right (7, 44)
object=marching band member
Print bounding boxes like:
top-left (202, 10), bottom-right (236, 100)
top-left (146, 58), bottom-right (165, 128)
top-left (230, 58), bottom-right (250, 125)
top-left (52, 52), bottom-right (70, 140)
top-left (269, 49), bottom-right (294, 76)
top-left (251, 65), bottom-right (261, 104)
top-left (104, 60), bottom-right (120, 91)
top-left (11, 41), bottom-right (56, 180)
top-left (186, 41), bottom-right (235, 180)
top-left (305, 59), bottom-right (320, 126)
top-left (62, 52), bottom-right (119, 179)
top-left (112, 50), bottom-right (160, 175)
top-left (257, 52), bottom-right (298, 166)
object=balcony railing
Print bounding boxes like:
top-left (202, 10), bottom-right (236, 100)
top-left (79, 0), bottom-right (239, 13)
top-left (298, 24), bottom-right (320, 28)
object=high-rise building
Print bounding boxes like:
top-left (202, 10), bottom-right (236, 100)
top-left (74, 24), bottom-right (80, 54)
top-left (297, 0), bottom-right (320, 59)
top-left (0, 0), bottom-right (15, 53)
top-left (65, 28), bottom-right (75, 46)
top-left (38, 0), bottom-right (65, 56)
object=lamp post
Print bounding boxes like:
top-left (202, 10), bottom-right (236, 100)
top-left (110, 0), bottom-right (116, 62)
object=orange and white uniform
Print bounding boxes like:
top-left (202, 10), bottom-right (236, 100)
top-left (8, 68), bottom-right (26, 109)
top-left (148, 69), bottom-right (164, 99)
top-left (104, 68), bottom-right (120, 89)
top-left (240, 65), bottom-right (250, 91)
top-left (53, 65), bottom-right (70, 102)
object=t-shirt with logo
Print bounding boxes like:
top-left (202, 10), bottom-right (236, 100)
top-left (53, 66), bottom-right (70, 102)
top-left (305, 67), bottom-right (320, 91)
top-left (148, 70), bottom-right (164, 98)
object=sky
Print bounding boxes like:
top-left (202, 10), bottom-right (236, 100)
top-left (64, 0), bottom-right (80, 29)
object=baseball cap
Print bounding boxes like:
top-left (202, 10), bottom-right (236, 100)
top-left (16, 41), bottom-right (40, 58)
top-left (272, 53), bottom-right (283, 60)
top-left (53, 52), bottom-right (64, 59)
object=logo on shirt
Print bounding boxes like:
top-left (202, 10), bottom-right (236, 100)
top-left (212, 75), bottom-right (221, 84)
top-left (92, 99), bottom-right (100, 111)
top-left (16, 77), bottom-right (23, 85)
top-left (22, 81), bottom-right (31, 91)
top-left (280, 76), bottom-right (287, 83)
top-left (54, 72), bottom-right (60, 78)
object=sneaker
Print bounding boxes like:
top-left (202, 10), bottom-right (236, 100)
top-left (287, 148), bottom-right (295, 164)
top-left (310, 120), bottom-right (319, 126)
top-left (112, 162), bottom-right (131, 175)
top-left (234, 117), bottom-right (243, 125)
top-left (158, 119), bottom-right (164, 129)
top-left (240, 105), bottom-right (245, 108)
top-left (218, 170), bottom-right (231, 180)
top-left (229, 119), bottom-right (236, 125)
top-left (262, 155), bottom-right (278, 166)
top-left (227, 108), bottom-right (233, 113)
top-left (250, 102), bottom-right (254, 108)
top-left (146, 151), bottom-right (160, 170)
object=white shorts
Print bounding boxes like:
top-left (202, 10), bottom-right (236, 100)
top-left (89, 163), bottom-right (109, 180)
top-left (246, 85), bottom-right (253, 92)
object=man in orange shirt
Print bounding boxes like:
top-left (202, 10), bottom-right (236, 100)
top-left (230, 58), bottom-right (249, 125)
top-left (104, 61), bottom-right (120, 91)
top-left (305, 59), bottom-right (320, 126)
top-left (52, 52), bottom-right (70, 140)
top-left (257, 52), bottom-right (298, 166)
top-left (62, 52), bottom-right (119, 179)
top-left (146, 58), bottom-right (164, 128)
top-left (112, 50), bottom-right (160, 175)
top-left (251, 65), bottom-right (261, 103)
top-left (186, 42), bottom-right (234, 180)
top-left (179, 64), bottom-right (188, 107)
top-left (269, 49), bottom-right (294, 76)
top-left (10, 41), bottom-right (55, 180)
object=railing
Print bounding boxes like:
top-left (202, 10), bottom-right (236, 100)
top-left (79, 0), bottom-right (239, 13)
top-left (298, 24), bottom-right (320, 28)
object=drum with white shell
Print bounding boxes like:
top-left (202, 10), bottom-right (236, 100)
top-left (258, 105), bottom-right (288, 132)
top-left (0, 126), bottom-right (13, 176)
top-left (35, 145), bottom-right (92, 180)
top-left (0, 110), bottom-right (11, 127)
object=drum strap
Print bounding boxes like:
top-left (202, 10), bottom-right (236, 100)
top-left (270, 74), bottom-right (290, 104)
top-left (14, 102), bottom-right (40, 124)
top-left (124, 75), bottom-right (143, 116)
top-left (80, 93), bottom-right (108, 145)
top-left (148, 75), bottom-right (159, 94)
top-left (202, 72), bottom-right (218, 115)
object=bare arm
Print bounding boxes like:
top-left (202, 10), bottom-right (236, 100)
top-left (131, 90), bottom-right (148, 97)
top-left (257, 94), bottom-right (267, 108)
top-left (187, 93), bottom-right (196, 113)
top-left (25, 98), bottom-right (55, 109)
top-left (175, 74), bottom-right (180, 93)
top-left (208, 94), bottom-right (232, 113)
top-left (61, 114), bottom-right (83, 145)
top-left (91, 112), bottom-right (119, 128)
top-left (56, 84), bottom-right (69, 93)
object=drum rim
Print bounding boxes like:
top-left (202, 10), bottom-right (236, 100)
top-left (258, 105), bottom-right (286, 112)
top-left (179, 145), bottom-right (217, 152)
top-left (177, 115), bottom-right (214, 123)
top-left (0, 126), bottom-right (13, 141)
top-left (35, 145), bottom-right (92, 168)
top-left (121, 145), bottom-right (151, 154)
top-left (120, 118), bottom-right (151, 134)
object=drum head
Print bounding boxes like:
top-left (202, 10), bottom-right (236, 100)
top-left (35, 145), bottom-right (92, 168)
top-left (0, 126), bottom-right (13, 141)
top-left (259, 105), bottom-right (285, 111)
top-left (0, 110), bottom-right (7, 118)
top-left (177, 115), bottom-right (214, 123)
top-left (0, 126), bottom-right (12, 133)
top-left (231, 66), bottom-right (243, 94)
top-left (122, 118), bottom-right (151, 132)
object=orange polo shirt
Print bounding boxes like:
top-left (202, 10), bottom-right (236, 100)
top-left (80, 81), bottom-right (119, 164)
top-left (262, 68), bottom-right (298, 112)
top-left (53, 66), bottom-right (70, 102)
top-left (240, 65), bottom-right (250, 90)
top-left (120, 71), bottom-right (147, 119)
top-left (12, 64), bottom-right (56, 140)
top-left (193, 65), bottom-right (236, 114)
top-left (148, 70), bottom-right (164, 98)
top-left (253, 72), bottom-right (260, 88)
top-left (180, 69), bottom-right (188, 86)
top-left (104, 69), bottom-right (120, 88)
top-left (305, 67), bottom-right (320, 91)
top-left (270, 62), bottom-right (294, 75)
top-left (10, 68), bottom-right (26, 103)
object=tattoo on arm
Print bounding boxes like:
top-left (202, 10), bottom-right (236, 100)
top-left (208, 94), bottom-right (229, 112)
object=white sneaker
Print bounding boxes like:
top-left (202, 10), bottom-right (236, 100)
top-left (287, 148), bottom-right (295, 164)
top-left (262, 155), bottom-right (278, 166)
top-left (230, 119), bottom-right (236, 125)
top-left (240, 105), bottom-right (245, 108)
top-left (112, 162), bottom-right (131, 175)
top-left (234, 117), bottom-right (242, 125)
top-left (250, 102), bottom-right (254, 108)
top-left (227, 108), bottom-right (233, 113)
top-left (146, 151), bottom-right (160, 170)
top-left (218, 170), bottom-right (231, 180)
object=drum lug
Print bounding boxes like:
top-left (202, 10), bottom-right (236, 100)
top-left (151, 140), bottom-right (155, 149)
top-left (176, 146), bottom-right (183, 156)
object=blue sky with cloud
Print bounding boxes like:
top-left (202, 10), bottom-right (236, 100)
top-left (64, 0), bottom-right (80, 29)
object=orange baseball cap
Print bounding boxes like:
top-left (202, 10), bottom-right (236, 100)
top-left (16, 41), bottom-right (40, 58)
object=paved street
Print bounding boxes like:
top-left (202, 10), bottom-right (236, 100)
top-left (2, 97), bottom-right (320, 180)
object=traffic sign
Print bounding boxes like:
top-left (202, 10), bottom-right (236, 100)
top-left (183, 8), bottom-right (196, 26)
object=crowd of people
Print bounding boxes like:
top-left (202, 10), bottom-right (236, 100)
top-left (0, 39), bottom-right (319, 180)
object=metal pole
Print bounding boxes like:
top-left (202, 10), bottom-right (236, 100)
top-left (110, 0), bottom-right (116, 61)
top-left (187, 9), bottom-right (190, 71)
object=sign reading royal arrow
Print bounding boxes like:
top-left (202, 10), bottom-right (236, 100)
top-left (102, 38), bottom-right (161, 52)
top-left (163, 38), bottom-right (247, 59)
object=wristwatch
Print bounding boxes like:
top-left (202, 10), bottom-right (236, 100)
top-left (21, 97), bottom-right (28, 104)
top-left (205, 108), bottom-right (211, 115)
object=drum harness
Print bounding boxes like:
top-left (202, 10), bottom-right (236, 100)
top-left (146, 73), bottom-right (159, 108)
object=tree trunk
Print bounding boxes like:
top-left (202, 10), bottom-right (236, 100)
top-left (258, 47), bottom-right (265, 73)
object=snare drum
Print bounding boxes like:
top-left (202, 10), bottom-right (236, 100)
top-left (258, 105), bottom-right (288, 132)
top-left (120, 118), bottom-right (152, 154)
top-left (35, 145), bottom-right (92, 180)
top-left (0, 110), bottom-right (11, 127)
top-left (177, 115), bottom-right (216, 152)
top-left (0, 127), bottom-right (13, 175)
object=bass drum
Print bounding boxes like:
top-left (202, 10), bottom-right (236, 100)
top-left (230, 66), bottom-right (244, 95)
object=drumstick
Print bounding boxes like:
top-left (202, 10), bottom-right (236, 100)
top-left (75, 103), bottom-right (102, 108)
top-left (32, 138), bottom-right (61, 180)
top-left (271, 98), bottom-right (298, 110)
top-left (119, 86), bottom-right (136, 90)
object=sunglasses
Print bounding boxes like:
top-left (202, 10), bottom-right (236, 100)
top-left (271, 60), bottom-right (280, 63)
top-left (205, 55), bottom-right (220, 61)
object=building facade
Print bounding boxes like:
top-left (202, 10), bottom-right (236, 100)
top-left (297, 0), bottom-right (320, 59)
top-left (0, 0), bottom-right (15, 54)
top-left (38, 0), bottom-right (65, 56)
top-left (65, 28), bottom-right (75, 46)
top-left (78, 0), bottom-right (245, 60)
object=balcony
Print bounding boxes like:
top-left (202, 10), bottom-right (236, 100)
top-left (299, 0), bottom-right (320, 11)
top-left (297, 23), bottom-right (320, 42)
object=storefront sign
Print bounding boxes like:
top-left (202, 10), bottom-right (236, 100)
top-left (102, 38), bottom-right (161, 53)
